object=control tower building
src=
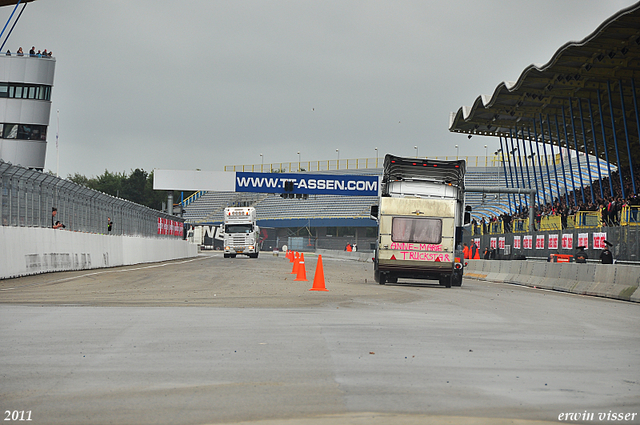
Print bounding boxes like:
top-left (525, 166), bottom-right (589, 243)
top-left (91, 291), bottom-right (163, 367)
top-left (0, 0), bottom-right (55, 171)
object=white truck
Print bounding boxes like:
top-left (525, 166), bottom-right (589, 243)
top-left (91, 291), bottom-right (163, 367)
top-left (370, 154), bottom-right (466, 287)
top-left (223, 207), bottom-right (260, 258)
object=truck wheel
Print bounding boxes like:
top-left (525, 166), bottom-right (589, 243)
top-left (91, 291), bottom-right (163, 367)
top-left (439, 274), bottom-right (452, 288)
top-left (388, 276), bottom-right (398, 283)
top-left (452, 272), bottom-right (463, 287)
top-left (377, 271), bottom-right (387, 285)
top-left (230, 254), bottom-right (236, 259)
top-left (224, 254), bottom-right (230, 258)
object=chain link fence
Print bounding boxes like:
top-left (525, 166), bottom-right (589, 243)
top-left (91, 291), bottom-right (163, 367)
top-left (1, 161), bottom-right (183, 237)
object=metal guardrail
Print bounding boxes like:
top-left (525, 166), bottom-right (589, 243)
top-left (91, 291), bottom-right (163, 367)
top-left (0, 161), bottom-right (183, 237)
top-left (472, 208), bottom-right (639, 236)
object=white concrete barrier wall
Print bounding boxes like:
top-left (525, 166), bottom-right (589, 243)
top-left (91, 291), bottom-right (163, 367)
top-left (464, 259), bottom-right (640, 303)
top-left (0, 226), bottom-right (197, 280)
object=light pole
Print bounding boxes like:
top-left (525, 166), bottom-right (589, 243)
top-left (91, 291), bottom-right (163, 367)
top-left (374, 147), bottom-right (378, 168)
top-left (455, 145), bottom-right (459, 159)
top-left (414, 145), bottom-right (418, 158)
top-left (484, 145), bottom-right (487, 167)
top-left (336, 149), bottom-right (340, 169)
top-left (297, 151), bottom-right (301, 171)
top-left (260, 153), bottom-right (264, 172)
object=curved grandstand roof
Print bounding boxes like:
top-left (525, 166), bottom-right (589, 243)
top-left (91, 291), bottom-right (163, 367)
top-left (0, 1), bottom-right (36, 6)
top-left (449, 2), bottom-right (640, 163)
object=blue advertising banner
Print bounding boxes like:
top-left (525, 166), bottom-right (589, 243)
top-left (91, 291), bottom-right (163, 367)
top-left (235, 172), bottom-right (380, 196)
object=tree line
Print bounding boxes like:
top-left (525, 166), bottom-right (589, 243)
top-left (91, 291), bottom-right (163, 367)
top-left (67, 169), bottom-right (194, 211)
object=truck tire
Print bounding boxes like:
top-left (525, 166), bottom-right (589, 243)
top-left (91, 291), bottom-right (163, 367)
top-left (388, 276), bottom-right (398, 283)
top-left (376, 271), bottom-right (387, 285)
top-left (249, 253), bottom-right (259, 259)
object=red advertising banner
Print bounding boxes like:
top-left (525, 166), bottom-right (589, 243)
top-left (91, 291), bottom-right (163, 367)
top-left (535, 235), bottom-right (545, 249)
top-left (562, 233), bottom-right (573, 250)
top-left (157, 217), bottom-right (184, 237)
top-left (548, 234), bottom-right (559, 250)
top-left (490, 237), bottom-right (497, 249)
top-left (498, 237), bottom-right (505, 249)
top-left (513, 236), bottom-right (521, 250)
top-left (523, 235), bottom-right (533, 249)
top-left (578, 233), bottom-right (589, 249)
top-left (593, 232), bottom-right (606, 250)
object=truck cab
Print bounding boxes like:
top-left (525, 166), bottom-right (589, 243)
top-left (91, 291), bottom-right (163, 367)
top-left (223, 207), bottom-right (260, 258)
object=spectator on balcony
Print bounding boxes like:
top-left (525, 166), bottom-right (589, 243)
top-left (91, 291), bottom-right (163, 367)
top-left (17, 47), bottom-right (23, 56)
top-left (29, 46), bottom-right (35, 56)
top-left (107, 217), bottom-right (113, 233)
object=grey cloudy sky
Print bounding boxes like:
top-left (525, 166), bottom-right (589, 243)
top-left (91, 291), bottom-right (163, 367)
top-left (2, 0), bottom-right (637, 177)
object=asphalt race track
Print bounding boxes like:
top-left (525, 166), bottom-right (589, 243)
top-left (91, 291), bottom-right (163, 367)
top-left (1, 252), bottom-right (639, 425)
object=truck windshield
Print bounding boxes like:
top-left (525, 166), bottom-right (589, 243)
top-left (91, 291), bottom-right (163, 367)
top-left (226, 224), bottom-right (253, 234)
top-left (392, 217), bottom-right (442, 244)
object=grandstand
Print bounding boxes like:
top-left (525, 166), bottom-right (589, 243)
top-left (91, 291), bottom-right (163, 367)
top-left (181, 152), bottom-right (612, 251)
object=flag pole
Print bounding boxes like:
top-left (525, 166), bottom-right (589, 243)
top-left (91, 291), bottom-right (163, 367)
top-left (56, 109), bottom-right (59, 177)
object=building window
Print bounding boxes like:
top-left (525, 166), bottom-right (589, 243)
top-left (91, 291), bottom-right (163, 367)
top-left (1, 123), bottom-right (47, 140)
top-left (0, 82), bottom-right (51, 100)
top-left (392, 217), bottom-right (442, 244)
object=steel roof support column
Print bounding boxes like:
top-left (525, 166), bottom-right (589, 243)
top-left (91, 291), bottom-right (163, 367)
top-left (587, 98), bottom-right (605, 200)
top-left (526, 125), bottom-right (541, 207)
top-left (631, 78), bottom-right (640, 153)
top-left (498, 137), bottom-right (512, 213)
top-left (517, 129), bottom-right (529, 208)
top-left (539, 115), bottom-right (556, 205)
top-left (606, 80), bottom-right (626, 198)
top-left (560, 107), bottom-right (577, 206)
top-left (507, 131), bottom-right (520, 211)
top-left (618, 79), bottom-right (636, 195)
top-left (532, 120), bottom-right (546, 206)
top-left (578, 98), bottom-right (595, 202)
top-left (569, 100), bottom-right (586, 204)
top-left (553, 114), bottom-right (571, 205)
top-left (513, 128), bottom-right (528, 209)
top-left (596, 89), bottom-right (615, 197)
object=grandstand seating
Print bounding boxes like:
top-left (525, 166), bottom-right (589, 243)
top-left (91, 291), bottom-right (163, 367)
top-left (183, 154), bottom-right (614, 224)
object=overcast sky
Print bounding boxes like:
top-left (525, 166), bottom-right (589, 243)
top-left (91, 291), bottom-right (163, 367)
top-left (2, 0), bottom-right (637, 177)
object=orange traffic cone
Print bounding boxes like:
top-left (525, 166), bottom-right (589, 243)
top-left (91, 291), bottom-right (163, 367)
top-left (309, 255), bottom-right (328, 291)
top-left (286, 250), bottom-right (292, 261)
top-left (291, 253), bottom-right (300, 274)
top-left (294, 253), bottom-right (308, 281)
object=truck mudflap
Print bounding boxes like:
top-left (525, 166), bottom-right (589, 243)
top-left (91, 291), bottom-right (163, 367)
top-left (375, 256), bottom-right (464, 287)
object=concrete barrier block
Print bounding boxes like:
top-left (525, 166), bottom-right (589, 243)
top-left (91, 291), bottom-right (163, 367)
top-left (515, 261), bottom-right (535, 286)
top-left (613, 265), bottom-right (640, 287)
top-left (573, 264), bottom-right (598, 294)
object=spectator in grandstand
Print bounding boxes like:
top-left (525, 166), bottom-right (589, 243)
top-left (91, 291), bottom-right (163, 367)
top-left (16, 47), bottom-right (23, 56)
top-left (5, 50), bottom-right (10, 56)
top-left (29, 46), bottom-right (35, 56)
top-left (107, 217), bottom-right (113, 233)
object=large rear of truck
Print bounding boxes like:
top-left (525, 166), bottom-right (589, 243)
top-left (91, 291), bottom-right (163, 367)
top-left (371, 154), bottom-right (466, 287)
top-left (223, 207), bottom-right (260, 258)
